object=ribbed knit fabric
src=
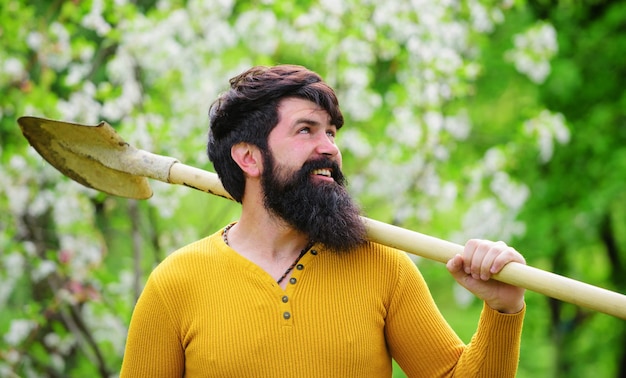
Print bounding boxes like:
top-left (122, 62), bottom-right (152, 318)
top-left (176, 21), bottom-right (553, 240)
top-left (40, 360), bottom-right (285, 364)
top-left (120, 227), bottom-right (524, 377)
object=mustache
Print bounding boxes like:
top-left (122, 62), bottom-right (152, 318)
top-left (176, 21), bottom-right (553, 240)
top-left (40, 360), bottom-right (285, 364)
top-left (295, 157), bottom-right (345, 186)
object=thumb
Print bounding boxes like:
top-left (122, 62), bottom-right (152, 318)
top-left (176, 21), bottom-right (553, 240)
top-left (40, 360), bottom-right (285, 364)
top-left (447, 254), bottom-right (481, 291)
top-left (446, 254), bottom-right (465, 278)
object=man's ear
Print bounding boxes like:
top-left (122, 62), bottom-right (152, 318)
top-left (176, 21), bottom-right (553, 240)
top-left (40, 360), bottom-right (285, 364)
top-left (231, 142), bottom-right (262, 178)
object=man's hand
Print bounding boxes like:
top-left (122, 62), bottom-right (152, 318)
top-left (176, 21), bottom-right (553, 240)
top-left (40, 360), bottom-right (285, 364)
top-left (446, 239), bottom-right (526, 314)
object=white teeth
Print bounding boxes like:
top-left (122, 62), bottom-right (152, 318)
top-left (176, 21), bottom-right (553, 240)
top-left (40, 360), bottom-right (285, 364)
top-left (312, 169), bottom-right (332, 177)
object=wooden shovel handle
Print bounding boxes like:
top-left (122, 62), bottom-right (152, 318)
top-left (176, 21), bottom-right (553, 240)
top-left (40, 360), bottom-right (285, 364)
top-left (364, 218), bottom-right (626, 319)
top-left (169, 162), bottom-right (626, 319)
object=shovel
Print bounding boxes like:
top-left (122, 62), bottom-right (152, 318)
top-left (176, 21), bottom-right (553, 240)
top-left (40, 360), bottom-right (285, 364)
top-left (17, 116), bottom-right (626, 320)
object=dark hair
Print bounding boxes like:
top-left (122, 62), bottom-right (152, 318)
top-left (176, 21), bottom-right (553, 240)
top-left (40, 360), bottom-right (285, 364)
top-left (207, 65), bottom-right (344, 202)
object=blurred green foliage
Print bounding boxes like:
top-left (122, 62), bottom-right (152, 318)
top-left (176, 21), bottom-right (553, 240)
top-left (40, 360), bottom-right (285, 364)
top-left (1, 0), bottom-right (624, 377)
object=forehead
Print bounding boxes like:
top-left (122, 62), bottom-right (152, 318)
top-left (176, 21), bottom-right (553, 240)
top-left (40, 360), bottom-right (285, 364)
top-left (276, 97), bottom-right (332, 124)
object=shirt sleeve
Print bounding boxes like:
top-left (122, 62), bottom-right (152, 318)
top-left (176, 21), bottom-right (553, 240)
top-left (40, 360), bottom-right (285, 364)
top-left (120, 273), bottom-right (185, 378)
top-left (385, 252), bottom-right (525, 377)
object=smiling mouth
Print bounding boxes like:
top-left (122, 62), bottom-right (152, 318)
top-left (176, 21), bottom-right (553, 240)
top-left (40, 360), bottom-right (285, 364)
top-left (311, 168), bottom-right (332, 178)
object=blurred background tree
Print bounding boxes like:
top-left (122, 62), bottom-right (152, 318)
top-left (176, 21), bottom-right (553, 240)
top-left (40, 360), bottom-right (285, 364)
top-left (0, 0), bottom-right (624, 376)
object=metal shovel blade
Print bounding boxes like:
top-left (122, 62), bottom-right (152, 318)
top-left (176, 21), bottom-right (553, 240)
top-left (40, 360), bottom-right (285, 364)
top-left (18, 116), bottom-right (153, 199)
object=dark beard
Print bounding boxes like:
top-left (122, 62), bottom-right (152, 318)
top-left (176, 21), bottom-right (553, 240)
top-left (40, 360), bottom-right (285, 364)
top-left (261, 153), bottom-right (367, 254)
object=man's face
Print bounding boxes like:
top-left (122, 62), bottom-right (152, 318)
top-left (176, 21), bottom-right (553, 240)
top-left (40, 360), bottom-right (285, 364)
top-left (261, 98), bottom-right (367, 253)
top-left (265, 97), bottom-right (342, 186)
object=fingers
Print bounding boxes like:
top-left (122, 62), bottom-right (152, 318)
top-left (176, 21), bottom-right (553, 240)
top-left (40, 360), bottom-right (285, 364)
top-left (462, 239), bottom-right (525, 281)
top-left (446, 254), bottom-right (464, 274)
top-left (448, 239), bottom-right (526, 313)
top-left (446, 254), bottom-right (471, 284)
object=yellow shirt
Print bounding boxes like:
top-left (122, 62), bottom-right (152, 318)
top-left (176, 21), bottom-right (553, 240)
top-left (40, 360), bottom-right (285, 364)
top-left (121, 228), bottom-right (524, 377)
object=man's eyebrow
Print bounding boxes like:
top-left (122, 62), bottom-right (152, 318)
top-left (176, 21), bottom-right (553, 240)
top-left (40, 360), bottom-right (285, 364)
top-left (293, 117), bottom-right (337, 129)
top-left (293, 117), bottom-right (321, 126)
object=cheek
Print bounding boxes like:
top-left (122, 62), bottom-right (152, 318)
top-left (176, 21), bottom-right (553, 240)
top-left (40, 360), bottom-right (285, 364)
top-left (283, 145), bottom-right (310, 166)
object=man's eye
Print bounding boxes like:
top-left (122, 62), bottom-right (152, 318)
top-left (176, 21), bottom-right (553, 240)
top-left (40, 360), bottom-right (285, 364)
top-left (298, 127), bottom-right (310, 134)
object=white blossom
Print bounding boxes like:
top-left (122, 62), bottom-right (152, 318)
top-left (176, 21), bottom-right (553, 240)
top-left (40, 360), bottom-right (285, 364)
top-left (417, 163), bottom-right (441, 197)
top-left (339, 129), bottom-right (372, 159)
top-left (147, 181), bottom-right (186, 220)
top-left (524, 109), bottom-right (570, 162)
top-left (49, 354), bottom-right (66, 372)
top-left (2, 57), bottom-right (25, 81)
top-left (81, 0), bottom-right (112, 36)
top-left (444, 112), bottom-right (471, 140)
top-left (0, 253), bottom-right (24, 306)
top-left (59, 235), bottom-right (103, 280)
top-left (32, 260), bottom-right (57, 282)
top-left (469, 0), bottom-right (495, 33)
top-left (432, 144), bottom-right (450, 161)
top-left (57, 82), bottom-right (102, 124)
top-left (82, 304), bottom-right (128, 354)
top-left (453, 198), bottom-right (526, 242)
top-left (65, 63), bottom-right (91, 87)
top-left (483, 147), bottom-right (506, 173)
top-left (234, 11), bottom-right (279, 55)
top-left (43, 332), bottom-right (61, 349)
top-left (343, 89), bottom-right (382, 121)
top-left (434, 48), bottom-right (463, 75)
top-left (437, 182), bottom-right (458, 211)
top-left (490, 171), bottom-right (530, 210)
top-left (424, 111), bottom-right (444, 147)
top-left (52, 183), bottom-right (95, 227)
top-left (340, 37), bottom-right (375, 65)
top-left (0, 364), bottom-right (13, 378)
top-left (5, 183), bottom-right (30, 218)
top-left (386, 108), bottom-right (423, 148)
top-left (4, 319), bottom-right (37, 346)
top-left (46, 22), bottom-right (72, 71)
top-left (320, 0), bottom-right (347, 15)
top-left (106, 270), bottom-right (135, 298)
top-left (506, 21), bottom-right (558, 84)
top-left (26, 31), bottom-right (44, 49)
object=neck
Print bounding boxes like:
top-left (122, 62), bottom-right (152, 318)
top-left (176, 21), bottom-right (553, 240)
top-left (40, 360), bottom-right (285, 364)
top-left (224, 215), bottom-right (312, 287)
top-left (227, 211), bottom-right (310, 263)
top-left (229, 182), bottom-right (311, 267)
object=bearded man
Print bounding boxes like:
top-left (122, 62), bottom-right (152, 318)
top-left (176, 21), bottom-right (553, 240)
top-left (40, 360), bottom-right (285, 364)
top-left (121, 65), bottom-right (526, 377)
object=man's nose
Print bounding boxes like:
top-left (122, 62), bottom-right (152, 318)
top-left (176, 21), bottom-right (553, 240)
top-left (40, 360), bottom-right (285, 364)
top-left (315, 134), bottom-right (339, 158)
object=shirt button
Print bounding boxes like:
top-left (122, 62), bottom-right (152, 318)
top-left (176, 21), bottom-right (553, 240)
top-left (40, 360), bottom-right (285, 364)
top-left (289, 277), bottom-right (297, 285)
top-left (296, 264), bottom-right (304, 270)
top-left (282, 295), bottom-right (289, 303)
top-left (310, 249), bottom-right (318, 255)
top-left (283, 312), bottom-right (291, 320)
